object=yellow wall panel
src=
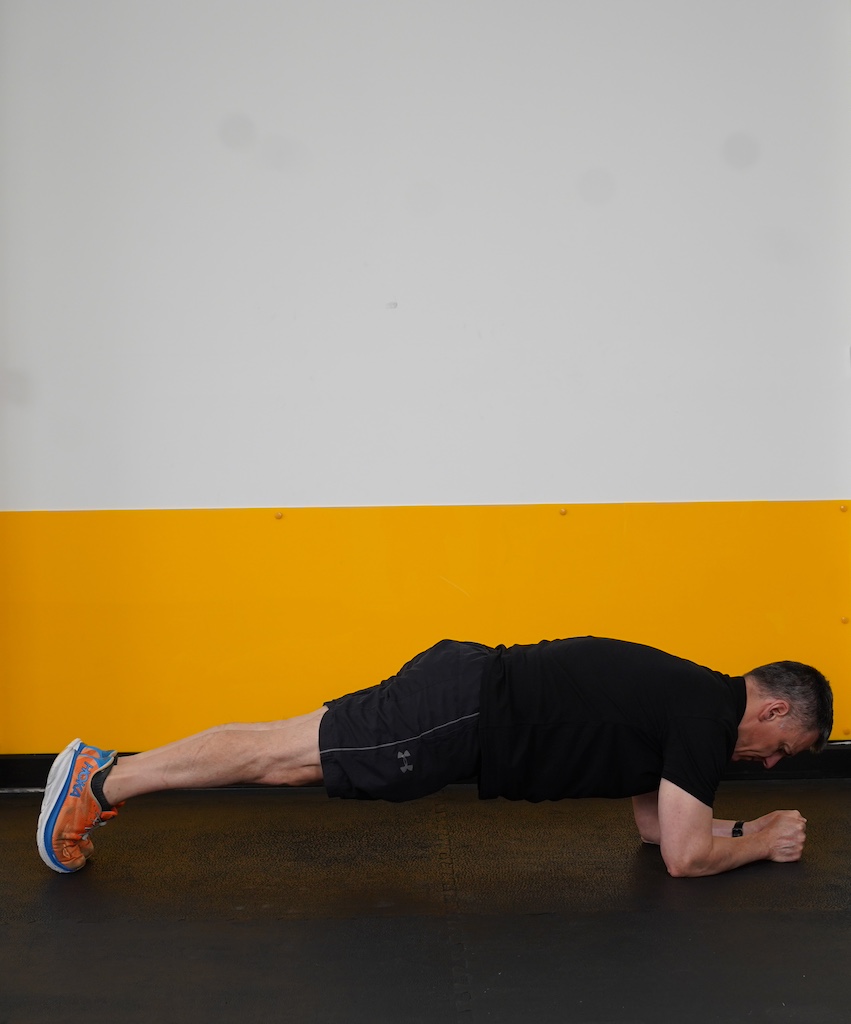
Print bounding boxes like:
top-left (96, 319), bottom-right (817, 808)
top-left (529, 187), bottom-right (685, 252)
top-left (1, 501), bottom-right (849, 754)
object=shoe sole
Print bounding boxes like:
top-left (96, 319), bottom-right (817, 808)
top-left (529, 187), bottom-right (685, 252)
top-left (37, 738), bottom-right (83, 873)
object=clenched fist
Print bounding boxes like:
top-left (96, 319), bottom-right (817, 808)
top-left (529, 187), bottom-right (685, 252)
top-left (754, 810), bottom-right (808, 862)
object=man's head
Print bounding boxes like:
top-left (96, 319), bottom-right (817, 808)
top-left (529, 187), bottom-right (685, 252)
top-left (733, 661), bottom-right (833, 769)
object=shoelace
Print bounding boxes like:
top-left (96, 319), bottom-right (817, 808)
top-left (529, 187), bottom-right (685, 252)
top-left (78, 808), bottom-right (118, 841)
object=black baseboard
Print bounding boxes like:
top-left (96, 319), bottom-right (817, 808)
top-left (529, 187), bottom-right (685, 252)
top-left (4, 743), bottom-right (851, 790)
top-left (0, 753), bottom-right (138, 790)
top-left (722, 743), bottom-right (851, 781)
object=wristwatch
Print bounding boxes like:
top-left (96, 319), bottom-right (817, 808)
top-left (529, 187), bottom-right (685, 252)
top-left (732, 821), bottom-right (745, 837)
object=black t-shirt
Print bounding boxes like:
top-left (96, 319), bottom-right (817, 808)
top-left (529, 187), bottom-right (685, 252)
top-left (478, 637), bottom-right (746, 808)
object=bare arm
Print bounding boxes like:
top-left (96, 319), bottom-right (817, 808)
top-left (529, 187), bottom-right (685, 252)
top-left (632, 781), bottom-right (808, 876)
top-left (632, 791), bottom-right (780, 844)
top-left (632, 790), bottom-right (664, 844)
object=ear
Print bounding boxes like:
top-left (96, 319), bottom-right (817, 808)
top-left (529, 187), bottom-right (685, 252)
top-left (764, 699), bottom-right (791, 721)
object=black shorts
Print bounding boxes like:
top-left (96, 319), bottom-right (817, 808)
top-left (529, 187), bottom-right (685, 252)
top-left (319, 639), bottom-right (493, 801)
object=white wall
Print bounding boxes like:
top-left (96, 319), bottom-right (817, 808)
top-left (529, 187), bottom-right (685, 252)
top-left (1, 0), bottom-right (849, 511)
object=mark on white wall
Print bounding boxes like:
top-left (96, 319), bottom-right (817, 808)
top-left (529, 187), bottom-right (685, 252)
top-left (758, 225), bottom-right (809, 266)
top-left (218, 112), bottom-right (257, 152)
top-left (721, 132), bottom-right (761, 170)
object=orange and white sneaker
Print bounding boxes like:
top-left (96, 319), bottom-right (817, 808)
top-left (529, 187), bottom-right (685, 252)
top-left (37, 739), bottom-right (119, 873)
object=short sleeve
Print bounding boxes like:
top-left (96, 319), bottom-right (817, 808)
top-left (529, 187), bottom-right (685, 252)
top-left (661, 715), bottom-right (735, 808)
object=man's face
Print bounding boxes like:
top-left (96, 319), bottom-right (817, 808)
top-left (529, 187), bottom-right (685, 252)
top-left (732, 708), bottom-right (818, 770)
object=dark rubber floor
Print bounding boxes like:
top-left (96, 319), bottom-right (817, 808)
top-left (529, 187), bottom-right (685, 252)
top-left (4, 780), bottom-right (851, 1023)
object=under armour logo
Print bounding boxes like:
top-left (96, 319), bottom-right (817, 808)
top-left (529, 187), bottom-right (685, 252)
top-left (397, 750), bottom-right (413, 773)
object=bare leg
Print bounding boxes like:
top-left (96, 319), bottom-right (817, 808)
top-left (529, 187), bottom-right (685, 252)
top-left (101, 707), bottom-right (327, 806)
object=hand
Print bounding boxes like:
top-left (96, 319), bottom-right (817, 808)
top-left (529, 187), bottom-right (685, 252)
top-left (756, 810), bottom-right (807, 863)
top-left (745, 811), bottom-right (783, 834)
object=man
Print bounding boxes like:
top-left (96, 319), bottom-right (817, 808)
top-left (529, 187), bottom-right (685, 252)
top-left (37, 636), bottom-right (833, 878)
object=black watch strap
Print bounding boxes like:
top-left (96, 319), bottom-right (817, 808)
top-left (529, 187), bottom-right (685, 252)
top-left (732, 821), bottom-right (745, 838)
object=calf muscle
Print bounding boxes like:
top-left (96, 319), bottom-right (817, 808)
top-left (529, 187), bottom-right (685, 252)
top-left (102, 709), bottom-right (326, 804)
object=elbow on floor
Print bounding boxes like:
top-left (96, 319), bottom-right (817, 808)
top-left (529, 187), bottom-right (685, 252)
top-left (662, 853), bottom-right (707, 878)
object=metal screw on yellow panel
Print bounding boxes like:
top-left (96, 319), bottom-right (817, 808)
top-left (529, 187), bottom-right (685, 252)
top-left (559, 508), bottom-right (567, 516)
top-left (840, 505), bottom-right (848, 512)
top-left (845, 730), bottom-right (851, 737)
top-left (274, 512), bottom-right (283, 520)
top-left (841, 617), bottom-right (849, 625)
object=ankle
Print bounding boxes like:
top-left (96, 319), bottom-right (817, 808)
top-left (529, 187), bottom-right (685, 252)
top-left (95, 760), bottom-right (119, 809)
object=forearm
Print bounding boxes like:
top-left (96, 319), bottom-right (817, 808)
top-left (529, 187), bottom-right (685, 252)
top-left (635, 797), bottom-right (757, 847)
top-left (711, 817), bottom-right (747, 838)
top-left (664, 832), bottom-right (771, 877)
